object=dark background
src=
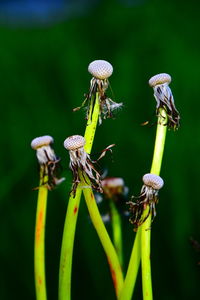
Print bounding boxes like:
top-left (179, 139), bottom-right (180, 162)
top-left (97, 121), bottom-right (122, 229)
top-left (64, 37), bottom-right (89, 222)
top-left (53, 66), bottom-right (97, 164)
top-left (0, 0), bottom-right (199, 299)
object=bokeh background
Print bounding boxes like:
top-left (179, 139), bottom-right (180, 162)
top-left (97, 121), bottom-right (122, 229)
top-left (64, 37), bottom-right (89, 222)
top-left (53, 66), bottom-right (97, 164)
top-left (0, 0), bottom-right (200, 299)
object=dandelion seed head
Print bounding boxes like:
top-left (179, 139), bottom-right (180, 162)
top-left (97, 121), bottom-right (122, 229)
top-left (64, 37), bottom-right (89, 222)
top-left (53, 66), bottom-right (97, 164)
top-left (64, 135), bottom-right (85, 151)
top-left (102, 177), bottom-right (124, 188)
top-left (88, 60), bottom-right (113, 79)
top-left (142, 173), bottom-right (164, 190)
top-left (149, 73), bottom-right (171, 87)
top-left (31, 135), bottom-right (54, 150)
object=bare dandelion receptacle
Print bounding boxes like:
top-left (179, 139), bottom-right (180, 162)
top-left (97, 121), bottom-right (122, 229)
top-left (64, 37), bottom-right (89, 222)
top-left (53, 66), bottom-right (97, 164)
top-left (102, 177), bottom-right (125, 201)
top-left (149, 73), bottom-right (180, 130)
top-left (74, 59), bottom-right (123, 124)
top-left (142, 173), bottom-right (164, 190)
top-left (88, 60), bottom-right (113, 80)
top-left (127, 174), bottom-right (164, 229)
top-left (31, 135), bottom-right (65, 190)
top-left (64, 135), bottom-right (103, 196)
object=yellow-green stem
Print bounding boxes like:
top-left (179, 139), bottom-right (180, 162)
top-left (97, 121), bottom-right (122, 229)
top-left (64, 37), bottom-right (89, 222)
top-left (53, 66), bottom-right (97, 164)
top-left (58, 189), bottom-right (82, 300)
top-left (84, 93), bottom-right (100, 153)
top-left (118, 228), bottom-right (141, 300)
top-left (34, 168), bottom-right (48, 300)
top-left (119, 108), bottom-right (168, 300)
top-left (109, 200), bottom-right (123, 268)
top-left (58, 93), bottom-right (100, 300)
top-left (82, 183), bottom-right (124, 298)
top-left (141, 108), bottom-right (168, 300)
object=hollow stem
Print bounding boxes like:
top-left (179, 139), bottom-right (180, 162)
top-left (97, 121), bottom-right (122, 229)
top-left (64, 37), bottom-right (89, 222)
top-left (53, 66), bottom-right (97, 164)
top-left (119, 108), bottom-right (168, 300)
top-left (34, 168), bottom-right (48, 300)
top-left (118, 227), bottom-right (141, 300)
top-left (58, 93), bottom-right (100, 300)
top-left (82, 181), bottom-right (124, 298)
top-left (58, 189), bottom-right (82, 300)
top-left (141, 108), bottom-right (168, 300)
top-left (109, 200), bottom-right (123, 268)
top-left (84, 92), bottom-right (100, 153)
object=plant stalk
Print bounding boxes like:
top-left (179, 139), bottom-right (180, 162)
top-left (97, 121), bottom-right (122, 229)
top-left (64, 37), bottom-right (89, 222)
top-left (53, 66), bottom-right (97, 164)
top-left (109, 200), bottom-right (123, 268)
top-left (58, 93), bottom-right (100, 300)
top-left (141, 108), bottom-right (168, 300)
top-left (34, 168), bottom-right (48, 300)
top-left (82, 181), bottom-right (124, 298)
top-left (119, 108), bottom-right (168, 300)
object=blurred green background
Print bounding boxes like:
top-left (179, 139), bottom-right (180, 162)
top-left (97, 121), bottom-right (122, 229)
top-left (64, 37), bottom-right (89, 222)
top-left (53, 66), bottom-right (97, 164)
top-left (0, 0), bottom-right (200, 299)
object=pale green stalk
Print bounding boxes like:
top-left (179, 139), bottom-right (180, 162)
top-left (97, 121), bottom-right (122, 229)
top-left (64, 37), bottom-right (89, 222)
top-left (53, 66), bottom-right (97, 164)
top-left (141, 108), bottom-right (167, 300)
top-left (118, 227), bottom-right (141, 300)
top-left (82, 181), bottom-right (124, 298)
top-left (34, 168), bottom-right (48, 300)
top-left (109, 200), bottom-right (123, 268)
top-left (119, 108), bottom-right (168, 300)
top-left (58, 93), bottom-right (100, 300)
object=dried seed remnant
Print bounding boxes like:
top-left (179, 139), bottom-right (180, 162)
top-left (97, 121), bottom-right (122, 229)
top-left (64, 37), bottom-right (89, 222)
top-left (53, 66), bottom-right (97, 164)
top-left (64, 135), bottom-right (103, 197)
top-left (102, 177), bottom-right (125, 202)
top-left (149, 73), bottom-right (180, 130)
top-left (127, 173), bottom-right (164, 230)
top-left (73, 60), bottom-right (123, 124)
top-left (31, 135), bottom-right (65, 190)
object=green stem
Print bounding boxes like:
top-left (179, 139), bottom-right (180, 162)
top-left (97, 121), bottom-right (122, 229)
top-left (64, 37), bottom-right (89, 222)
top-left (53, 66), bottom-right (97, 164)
top-left (141, 108), bottom-right (168, 300)
top-left (84, 92), bottom-right (100, 154)
top-left (109, 200), bottom-right (123, 268)
top-left (118, 228), bottom-right (141, 300)
top-left (58, 93), bottom-right (100, 300)
top-left (58, 189), bottom-right (82, 300)
top-left (119, 108), bottom-right (168, 300)
top-left (34, 169), bottom-right (48, 300)
top-left (82, 185), bottom-right (124, 298)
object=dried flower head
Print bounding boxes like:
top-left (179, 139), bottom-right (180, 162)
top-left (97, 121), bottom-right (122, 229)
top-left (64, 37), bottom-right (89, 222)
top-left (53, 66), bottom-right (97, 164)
top-left (127, 173), bottom-right (164, 230)
top-left (149, 73), bottom-right (180, 130)
top-left (64, 135), bottom-right (104, 197)
top-left (102, 177), bottom-right (125, 201)
top-left (73, 60), bottom-right (123, 124)
top-left (31, 135), bottom-right (65, 190)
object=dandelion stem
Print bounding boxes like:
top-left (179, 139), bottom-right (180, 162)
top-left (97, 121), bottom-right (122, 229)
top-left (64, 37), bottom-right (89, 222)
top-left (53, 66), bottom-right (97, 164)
top-left (119, 108), bottom-right (168, 300)
top-left (118, 227), bottom-right (141, 300)
top-left (58, 189), bottom-right (82, 300)
top-left (58, 93), bottom-right (100, 300)
top-left (34, 168), bottom-right (48, 300)
top-left (141, 108), bottom-right (168, 300)
top-left (109, 200), bottom-right (123, 268)
top-left (82, 180), bottom-right (124, 298)
top-left (84, 92), bottom-right (100, 153)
